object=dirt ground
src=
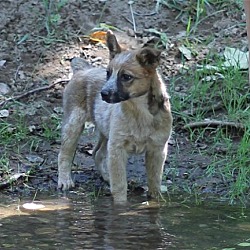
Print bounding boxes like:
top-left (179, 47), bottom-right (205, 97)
top-left (0, 0), bottom-right (248, 200)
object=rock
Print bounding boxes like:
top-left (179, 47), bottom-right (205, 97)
top-left (0, 109), bottom-right (9, 118)
top-left (0, 60), bottom-right (6, 67)
top-left (26, 155), bottom-right (44, 164)
top-left (0, 82), bottom-right (11, 95)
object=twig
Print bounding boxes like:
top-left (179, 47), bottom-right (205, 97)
top-left (184, 120), bottom-right (245, 130)
top-left (0, 78), bottom-right (69, 107)
top-left (122, 15), bottom-right (133, 25)
top-left (14, 65), bottom-right (21, 83)
top-left (134, 11), bottom-right (156, 16)
top-left (183, 101), bottom-right (224, 116)
top-left (128, 1), bottom-right (137, 33)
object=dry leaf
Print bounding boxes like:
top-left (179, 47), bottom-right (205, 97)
top-left (89, 31), bottom-right (107, 43)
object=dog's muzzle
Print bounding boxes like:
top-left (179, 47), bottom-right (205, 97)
top-left (101, 89), bottom-right (115, 103)
top-left (101, 89), bottom-right (111, 102)
top-left (101, 89), bottom-right (129, 104)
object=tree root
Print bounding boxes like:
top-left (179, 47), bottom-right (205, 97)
top-left (184, 120), bottom-right (245, 131)
top-left (0, 79), bottom-right (69, 107)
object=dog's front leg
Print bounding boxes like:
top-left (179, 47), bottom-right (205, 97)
top-left (145, 143), bottom-right (168, 199)
top-left (107, 143), bottom-right (128, 203)
top-left (58, 107), bottom-right (86, 190)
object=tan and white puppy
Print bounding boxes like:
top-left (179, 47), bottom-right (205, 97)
top-left (58, 31), bottom-right (173, 203)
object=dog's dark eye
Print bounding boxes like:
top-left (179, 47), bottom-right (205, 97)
top-left (106, 69), bottom-right (112, 80)
top-left (121, 74), bottom-right (133, 82)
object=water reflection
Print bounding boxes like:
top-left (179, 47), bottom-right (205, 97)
top-left (0, 193), bottom-right (250, 249)
top-left (92, 198), bottom-right (175, 249)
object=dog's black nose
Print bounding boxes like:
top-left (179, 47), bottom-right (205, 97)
top-left (101, 90), bottom-right (109, 99)
top-left (101, 89), bottom-right (113, 103)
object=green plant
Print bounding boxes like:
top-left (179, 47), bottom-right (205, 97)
top-left (170, 50), bottom-right (250, 204)
top-left (42, 0), bottom-right (68, 37)
top-left (42, 114), bottom-right (61, 140)
top-left (145, 28), bottom-right (169, 49)
top-left (155, 0), bottom-right (241, 36)
top-left (0, 154), bottom-right (10, 173)
top-left (0, 115), bottom-right (29, 146)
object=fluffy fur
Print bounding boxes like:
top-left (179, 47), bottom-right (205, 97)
top-left (58, 31), bottom-right (173, 203)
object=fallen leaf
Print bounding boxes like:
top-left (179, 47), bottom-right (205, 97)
top-left (179, 45), bottom-right (192, 60)
top-left (160, 185), bottom-right (168, 192)
top-left (89, 31), bottom-right (107, 43)
top-left (0, 82), bottom-right (11, 95)
top-left (222, 47), bottom-right (249, 69)
top-left (197, 64), bottom-right (220, 71)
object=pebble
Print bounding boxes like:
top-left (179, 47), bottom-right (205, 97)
top-left (0, 109), bottom-right (9, 118)
top-left (26, 155), bottom-right (44, 164)
top-left (91, 57), bottom-right (102, 63)
top-left (0, 60), bottom-right (6, 67)
top-left (0, 82), bottom-right (11, 95)
top-left (174, 86), bottom-right (181, 92)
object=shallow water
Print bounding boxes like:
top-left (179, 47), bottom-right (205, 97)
top-left (0, 193), bottom-right (250, 250)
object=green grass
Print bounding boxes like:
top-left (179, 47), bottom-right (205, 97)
top-left (169, 50), bottom-right (250, 204)
top-left (42, 0), bottom-right (68, 37)
top-left (0, 110), bottom-right (61, 183)
top-left (156, 0), bottom-right (242, 35)
top-left (41, 113), bottom-right (61, 141)
top-left (0, 115), bottom-right (29, 146)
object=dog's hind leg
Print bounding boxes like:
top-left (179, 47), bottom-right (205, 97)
top-left (145, 143), bottom-right (168, 199)
top-left (58, 107), bottom-right (86, 190)
top-left (93, 132), bottom-right (109, 182)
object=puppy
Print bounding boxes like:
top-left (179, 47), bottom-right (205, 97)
top-left (58, 31), bottom-right (172, 203)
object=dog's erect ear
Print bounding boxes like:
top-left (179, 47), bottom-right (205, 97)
top-left (106, 30), bottom-right (122, 59)
top-left (136, 48), bottom-right (161, 69)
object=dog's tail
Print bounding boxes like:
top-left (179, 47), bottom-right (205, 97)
top-left (70, 57), bottom-right (92, 74)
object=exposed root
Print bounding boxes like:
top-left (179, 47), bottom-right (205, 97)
top-left (0, 79), bottom-right (69, 107)
top-left (184, 120), bottom-right (245, 131)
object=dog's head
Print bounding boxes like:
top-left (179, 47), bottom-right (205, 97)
top-left (101, 31), bottom-right (161, 104)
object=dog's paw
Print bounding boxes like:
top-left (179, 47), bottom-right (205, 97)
top-left (113, 194), bottom-right (128, 204)
top-left (147, 189), bottom-right (165, 202)
top-left (58, 173), bottom-right (75, 191)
